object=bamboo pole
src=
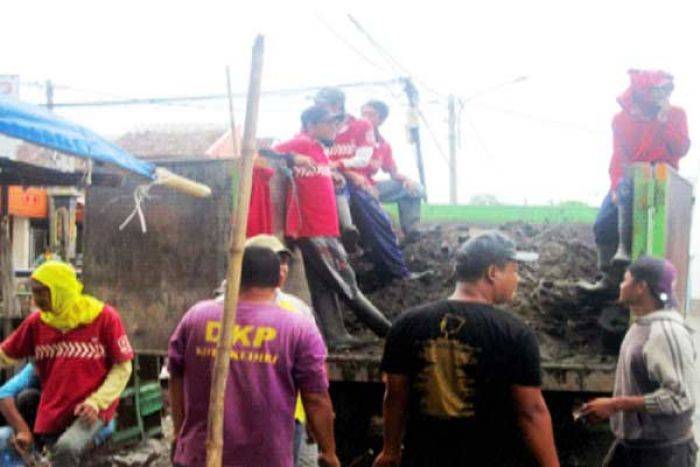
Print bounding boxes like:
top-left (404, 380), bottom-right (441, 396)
top-left (226, 66), bottom-right (240, 158)
top-left (205, 35), bottom-right (265, 467)
top-left (1, 185), bottom-right (16, 341)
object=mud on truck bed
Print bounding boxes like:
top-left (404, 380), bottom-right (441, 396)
top-left (331, 221), bottom-right (622, 393)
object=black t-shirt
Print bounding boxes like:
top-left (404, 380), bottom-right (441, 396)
top-left (381, 300), bottom-right (542, 467)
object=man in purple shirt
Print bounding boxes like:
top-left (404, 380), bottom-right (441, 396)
top-left (168, 246), bottom-right (339, 467)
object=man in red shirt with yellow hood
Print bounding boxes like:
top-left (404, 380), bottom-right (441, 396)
top-left (1, 261), bottom-right (133, 466)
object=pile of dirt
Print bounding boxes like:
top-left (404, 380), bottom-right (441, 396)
top-left (347, 222), bottom-right (625, 361)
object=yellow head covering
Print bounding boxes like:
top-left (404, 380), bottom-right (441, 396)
top-left (31, 261), bottom-right (104, 331)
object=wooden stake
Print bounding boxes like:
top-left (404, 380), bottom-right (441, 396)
top-left (0, 185), bottom-right (15, 340)
top-left (205, 35), bottom-right (265, 467)
top-left (226, 66), bottom-right (240, 158)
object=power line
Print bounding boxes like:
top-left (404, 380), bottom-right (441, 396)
top-left (314, 13), bottom-right (406, 103)
top-left (45, 79), bottom-right (401, 108)
top-left (314, 13), bottom-right (395, 76)
top-left (471, 101), bottom-right (604, 135)
top-left (462, 110), bottom-right (497, 160)
top-left (23, 79), bottom-right (213, 111)
top-left (416, 109), bottom-right (450, 167)
top-left (461, 76), bottom-right (529, 103)
top-left (346, 14), bottom-right (446, 101)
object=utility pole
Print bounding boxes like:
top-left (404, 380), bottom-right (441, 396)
top-left (448, 95), bottom-right (457, 204)
top-left (402, 78), bottom-right (427, 200)
top-left (45, 80), bottom-right (54, 111)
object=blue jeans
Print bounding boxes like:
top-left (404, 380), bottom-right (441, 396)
top-left (593, 177), bottom-right (633, 248)
top-left (349, 185), bottom-right (410, 280)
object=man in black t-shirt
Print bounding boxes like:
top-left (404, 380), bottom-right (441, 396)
top-left (373, 231), bottom-right (560, 467)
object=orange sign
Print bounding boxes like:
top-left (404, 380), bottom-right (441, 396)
top-left (6, 186), bottom-right (48, 218)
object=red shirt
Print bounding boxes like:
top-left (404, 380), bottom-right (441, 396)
top-left (354, 135), bottom-right (398, 184)
top-left (247, 166), bottom-right (274, 237)
top-left (329, 116), bottom-right (376, 167)
top-left (274, 134), bottom-right (339, 238)
top-left (1, 306), bottom-right (134, 434)
top-left (609, 107), bottom-right (689, 190)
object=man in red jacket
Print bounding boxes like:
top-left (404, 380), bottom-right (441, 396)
top-left (314, 87), bottom-right (375, 247)
top-left (273, 105), bottom-right (391, 349)
top-left (582, 70), bottom-right (690, 293)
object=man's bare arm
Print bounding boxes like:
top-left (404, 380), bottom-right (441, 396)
top-left (301, 389), bottom-right (340, 467)
top-left (0, 397), bottom-right (30, 433)
top-left (581, 396), bottom-right (645, 424)
top-left (169, 375), bottom-right (185, 442)
top-left (511, 385), bottom-right (559, 467)
top-left (373, 374), bottom-right (410, 467)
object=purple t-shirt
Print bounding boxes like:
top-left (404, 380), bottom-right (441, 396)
top-left (168, 299), bottom-right (328, 467)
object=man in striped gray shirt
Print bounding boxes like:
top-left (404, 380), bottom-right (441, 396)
top-left (582, 256), bottom-right (697, 466)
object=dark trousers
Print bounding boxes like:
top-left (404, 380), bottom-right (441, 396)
top-left (603, 439), bottom-right (697, 467)
top-left (349, 185), bottom-right (409, 280)
top-left (593, 177), bottom-right (633, 248)
top-left (293, 420), bottom-right (304, 465)
top-left (594, 192), bottom-right (619, 247)
top-left (0, 388), bottom-right (40, 428)
top-left (298, 237), bottom-right (390, 338)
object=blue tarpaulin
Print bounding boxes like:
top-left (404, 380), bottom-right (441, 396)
top-left (0, 95), bottom-right (156, 180)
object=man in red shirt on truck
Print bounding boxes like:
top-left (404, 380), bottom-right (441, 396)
top-left (273, 105), bottom-right (391, 350)
top-left (313, 87), bottom-right (375, 243)
top-left (580, 70), bottom-right (690, 294)
top-left (314, 88), bottom-right (420, 283)
top-left (360, 99), bottom-right (423, 242)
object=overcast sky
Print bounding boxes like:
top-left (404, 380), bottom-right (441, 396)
top-left (4, 0), bottom-right (700, 293)
top-left (4, 0), bottom-right (699, 202)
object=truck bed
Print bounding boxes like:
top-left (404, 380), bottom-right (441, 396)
top-left (327, 349), bottom-right (616, 393)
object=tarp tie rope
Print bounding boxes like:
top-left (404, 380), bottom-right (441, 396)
top-left (119, 182), bottom-right (156, 233)
top-left (81, 160), bottom-right (93, 187)
top-left (118, 168), bottom-right (211, 234)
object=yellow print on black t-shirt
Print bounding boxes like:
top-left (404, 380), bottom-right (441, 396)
top-left (416, 314), bottom-right (479, 419)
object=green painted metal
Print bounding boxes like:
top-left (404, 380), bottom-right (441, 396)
top-left (138, 383), bottom-right (164, 416)
top-left (382, 203), bottom-right (599, 225)
top-left (112, 356), bottom-right (163, 445)
top-left (631, 164), bottom-right (651, 259)
top-left (651, 165), bottom-right (668, 257)
top-left (630, 163), bottom-right (670, 260)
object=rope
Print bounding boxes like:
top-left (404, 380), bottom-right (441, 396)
top-left (119, 182), bottom-right (156, 233)
top-left (81, 159), bottom-right (93, 187)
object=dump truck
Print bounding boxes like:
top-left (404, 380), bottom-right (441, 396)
top-left (80, 158), bottom-right (693, 463)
